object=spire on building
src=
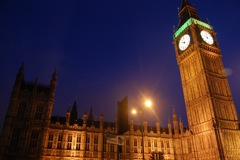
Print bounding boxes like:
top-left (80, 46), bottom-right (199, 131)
top-left (66, 106), bottom-right (71, 124)
top-left (18, 63), bottom-right (24, 76)
top-left (178, 0), bottom-right (201, 27)
top-left (88, 105), bottom-right (94, 121)
top-left (180, 0), bottom-right (191, 9)
top-left (67, 106), bottom-right (71, 113)
top-left (50, 69), bottom-right (57, 88)
top-left (12, 64), bottom-right (25, 96)
top-left (172, 108), bottom-right (179, 135)
top-left (172, 108), bottom-right (178, 121)
top-left (16, 63), bottom-right (24, 83)
top-left (70, 101), bottom-right (78, 124)
top-left (168, 116), bottom-right (172, 135)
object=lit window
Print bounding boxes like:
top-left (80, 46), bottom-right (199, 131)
top-left (86, 134), bottom-right (90, 151)
top-left (126, 137), bottom-right (129, 146)
top-left (94, 135), bottom-right (98, 151)
top-left (148, 140), bottom-right (151, 147)
top-left (47, 133), bottom-right (54, 149)
top-left (154, 140), bottom-right (157, 147)
top-left (134, 138), bottom-right (137, 146)
top-left (76, 135), bottom-right (81, 150)
top-left (67, 134), bottom-right (72, 150)
top-left (57, 134), bottom-right (62, 149)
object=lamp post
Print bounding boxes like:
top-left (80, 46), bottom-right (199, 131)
top-left (132, 99), bottom-right (152, 160)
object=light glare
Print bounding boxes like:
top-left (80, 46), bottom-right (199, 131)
top-left (145, 100), bottom-right (152, 107)
top-left (132, 109), bottom-right (137, 115)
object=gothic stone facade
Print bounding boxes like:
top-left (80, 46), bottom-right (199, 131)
top-left (1, 0), bottom-right (240, 160)
top-left (0, 65), bottom-right (191, 160)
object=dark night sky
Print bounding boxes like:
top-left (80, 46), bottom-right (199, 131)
top-left (1, 0), bottom-right (240, 130)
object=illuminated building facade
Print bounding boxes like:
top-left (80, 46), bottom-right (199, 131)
top-left (173, 0), bottom-right (240, 159)
top-left (0, 64), bottom-right (180, 160)
top-left (1, 0), bottom-right (240, 160)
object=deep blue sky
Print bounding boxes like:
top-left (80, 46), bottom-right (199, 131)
top-left (1, 0), bottom-right (240, 129)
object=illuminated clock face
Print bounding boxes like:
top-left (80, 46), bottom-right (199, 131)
top-left (179, 34), bottom-right (190, 51)
top-left (200, 30), bottom-right (214, 45)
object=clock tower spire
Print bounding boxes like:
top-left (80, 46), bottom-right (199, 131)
top-left (173, 0), bottom-right (240, 159)
top-left (178, 0), bottom-right (201, 27)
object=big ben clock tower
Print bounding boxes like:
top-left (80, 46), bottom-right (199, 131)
top-left (173, 0), bottom-right (240, 159)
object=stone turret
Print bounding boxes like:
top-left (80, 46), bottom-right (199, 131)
top-left (168, 117), bottom-right (172, 136)
top-left (83, 112), bottom-right (88, 128)
top-left (173, 108), bottom-right (179, 135)
top-left (66, 107), bottom-right (70, 126)
top-left (100, 113), bottom-right (104, 130)
top-left (130, 117), bottom-right (134, 133)
top-left (143, 119), bottom-right (148, 134)
top-left (179, 116), bottom-right (183, 134)
top-left (156, 120), bottom-right (160, 134)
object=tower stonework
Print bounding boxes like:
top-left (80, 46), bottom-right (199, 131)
top-left (173, 0), bottom-right (240, 159)
top-left (0, 65), bottom-right (57, 160)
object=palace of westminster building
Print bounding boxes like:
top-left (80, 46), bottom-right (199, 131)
top-left (1, 0), bottom-right (240, 159)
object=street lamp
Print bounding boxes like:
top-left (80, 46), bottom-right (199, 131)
top-left (132, 99), bottom-right (152, 160)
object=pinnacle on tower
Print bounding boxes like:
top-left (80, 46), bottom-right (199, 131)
top-left (70, 101), bottom-right (78, 124)
top-left (66, 106), bottom-right (71, 124)
top-left (51, 69), bottom-right (57, 86)
top-left (16, 63), bottom-right (24, 82)
top-left (180, 0), bottom-right (191, 9)
top-left (12, 64), bottom-right (25, 95)
top-left (18, 63), bottom-right (24, 75)
top-left (172, 108), bottom-right (179, 135)
top-left (168, 116), bottom-right (172, 135)
top-left (172, 108), bottom-right (178, 121)
top-left (88, 105), bottom-right (94, 121)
